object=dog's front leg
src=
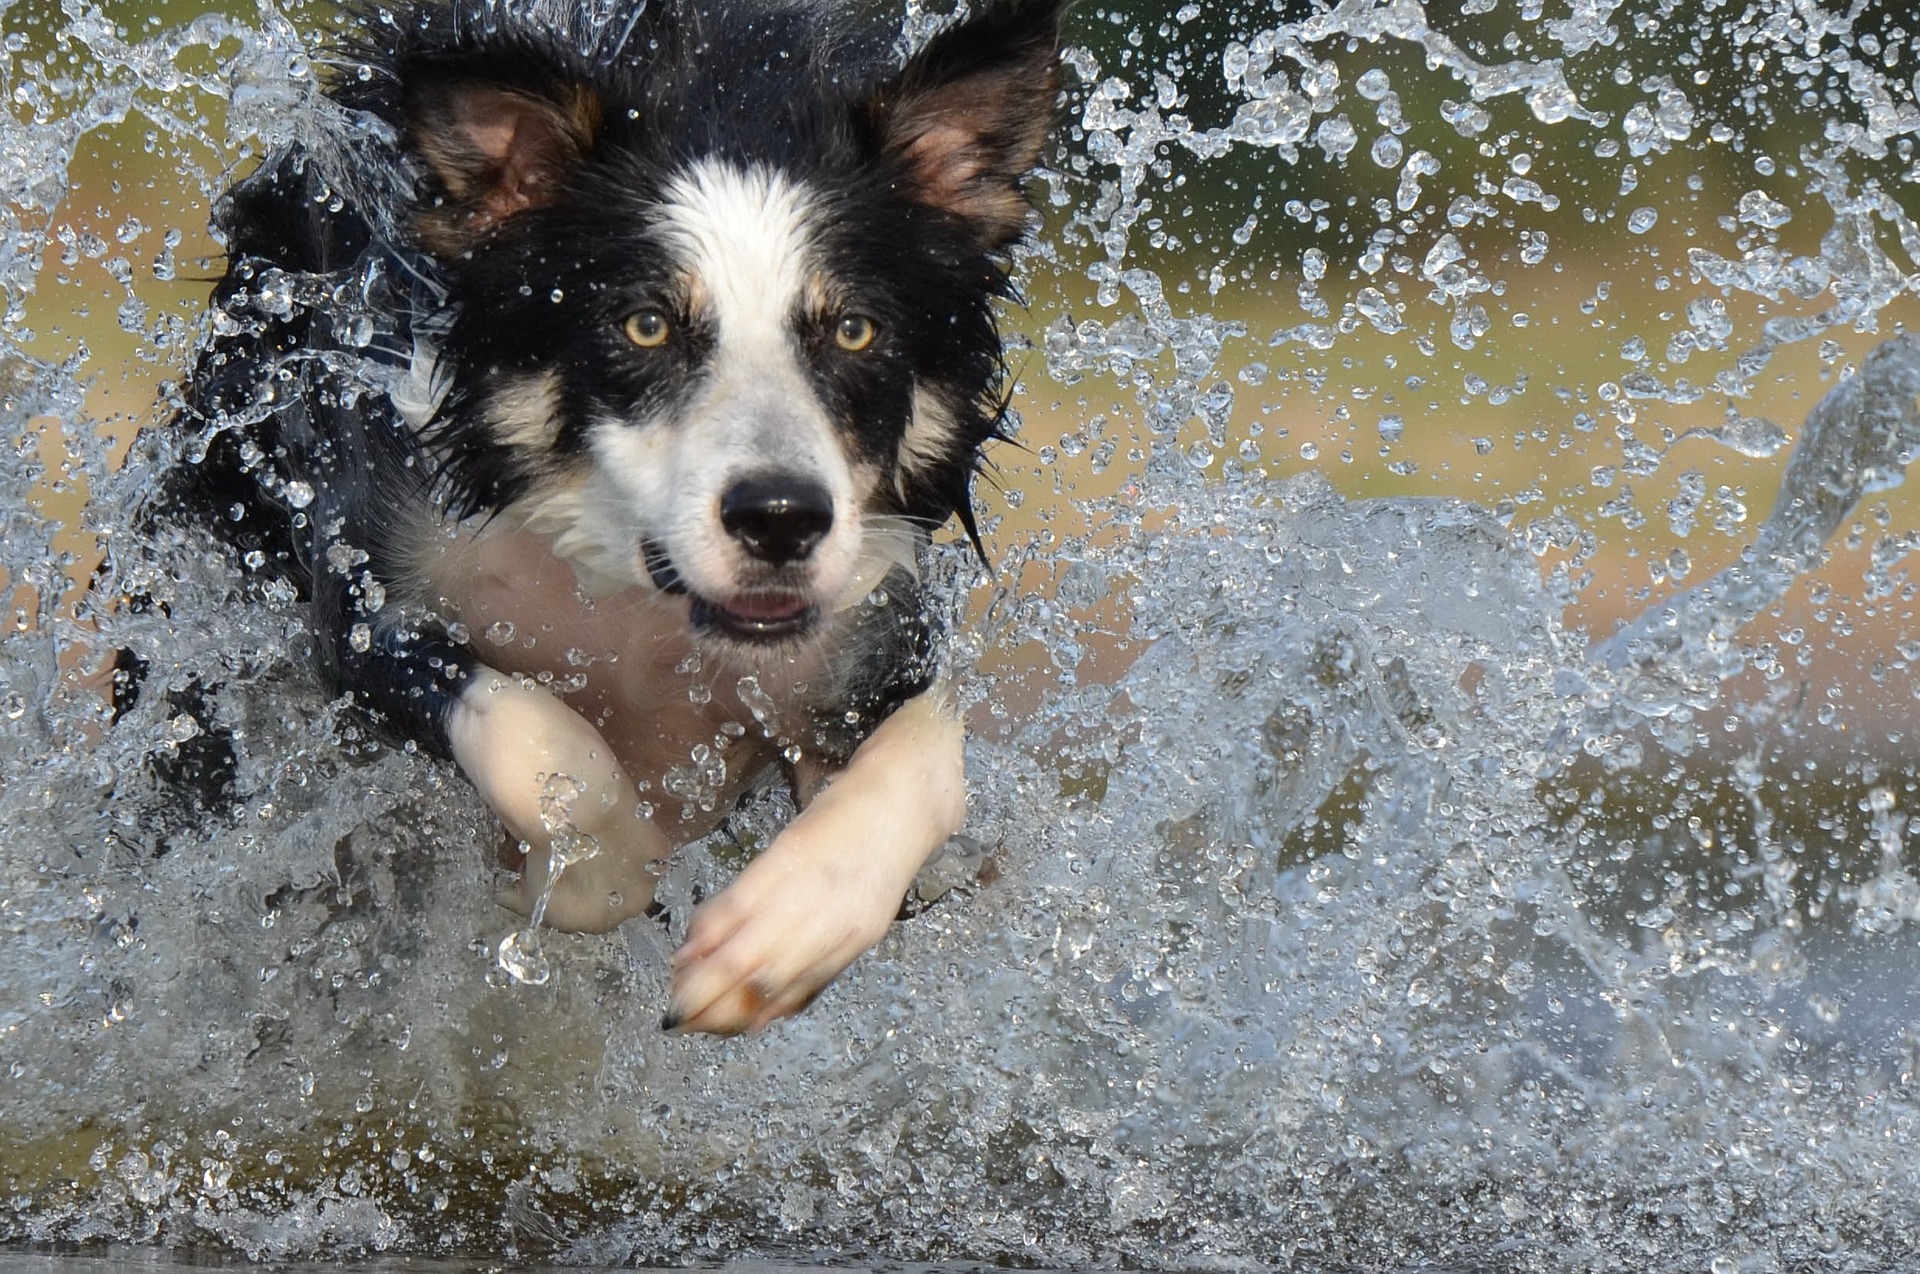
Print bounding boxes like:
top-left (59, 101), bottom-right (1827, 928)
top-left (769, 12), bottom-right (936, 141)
top-left (663, 685), bottom-right (965, 1034)
top-left (448, 669), bottom-right (669, 934)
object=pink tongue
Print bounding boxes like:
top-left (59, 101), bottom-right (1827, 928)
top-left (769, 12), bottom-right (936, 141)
top-left (723, 593), bottom-right (808, 622)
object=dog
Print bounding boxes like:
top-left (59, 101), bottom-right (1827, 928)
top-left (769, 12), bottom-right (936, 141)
top-left (161, 0), bottom-right (1065, 1034)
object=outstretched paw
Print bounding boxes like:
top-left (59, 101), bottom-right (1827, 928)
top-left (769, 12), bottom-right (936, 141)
top-left (661, 842), bottom-right (899, 1034)
top-left (661, 684), bottom-right (966, 1034)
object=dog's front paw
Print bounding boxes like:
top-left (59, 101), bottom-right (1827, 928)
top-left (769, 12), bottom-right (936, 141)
top-left (661, 837), bottom-right (899, 1034)
top-left (662, 685), bottom-right (965, 1034)
top-left (449, 671), bottom-right (671, 934)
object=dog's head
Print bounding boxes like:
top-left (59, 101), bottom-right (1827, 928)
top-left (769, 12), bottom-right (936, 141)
top-left (352, 0), bottom-right (1064, 650)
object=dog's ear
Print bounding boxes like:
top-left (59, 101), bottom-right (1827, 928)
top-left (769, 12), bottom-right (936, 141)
top-left (869, 0), bottom-right (1067, 249)
top-left (404, 75), bottom-right (603, 253)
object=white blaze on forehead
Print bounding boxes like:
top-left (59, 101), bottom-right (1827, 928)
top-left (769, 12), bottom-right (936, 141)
top-left (655, 159), bottom-right (818, 347)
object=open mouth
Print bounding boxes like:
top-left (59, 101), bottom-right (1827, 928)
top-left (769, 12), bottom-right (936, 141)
top-left (690, 591), bottom-right (818, 641)
top-left (642, 542), bottom-right (817, 641)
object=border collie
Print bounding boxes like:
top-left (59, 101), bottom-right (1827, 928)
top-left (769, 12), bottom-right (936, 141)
top-left (164, 0), bottom-right (1064, 1034)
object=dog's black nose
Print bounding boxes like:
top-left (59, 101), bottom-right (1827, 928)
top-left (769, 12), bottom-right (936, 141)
top-left (720, 474), bottom-right (834, 563)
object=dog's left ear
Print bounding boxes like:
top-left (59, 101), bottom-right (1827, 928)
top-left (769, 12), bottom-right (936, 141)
top-left (403, 73), bottom-right (604, 254)
top-left (869, 0), bottom-right (1067, 249)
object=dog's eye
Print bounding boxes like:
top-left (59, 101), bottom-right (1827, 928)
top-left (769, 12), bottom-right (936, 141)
top-left (624, 310), bottom-right (671, 348)
top-left (834, 314), bottom-right (878, 352)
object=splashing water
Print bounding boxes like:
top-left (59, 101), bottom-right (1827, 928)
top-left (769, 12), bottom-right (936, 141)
top-left (5, 0), bottom-right (1920, 1267)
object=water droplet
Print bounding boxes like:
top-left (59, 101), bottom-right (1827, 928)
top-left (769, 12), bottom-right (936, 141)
top-left (1701, 414), bottom-right (1787, 458)
top-left (1736, 189), bottom-right (1792, 227)
top-left (497, 930), bottom-right (551, 986)
top-left (1314, 114), bottom-right (1358, 161)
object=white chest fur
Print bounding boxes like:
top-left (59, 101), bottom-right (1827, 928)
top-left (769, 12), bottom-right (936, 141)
top-left (405, 514), bottom-right (829, 834)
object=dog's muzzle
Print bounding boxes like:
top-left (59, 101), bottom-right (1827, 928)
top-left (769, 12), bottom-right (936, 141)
top-left (643, 472), bottom-right (835, 643)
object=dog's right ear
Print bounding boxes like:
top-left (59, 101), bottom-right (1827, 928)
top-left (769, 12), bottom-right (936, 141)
top-left (403, 75), bottom-right (603, 254)
top-left (868, 0), bottom-right (1068, 250)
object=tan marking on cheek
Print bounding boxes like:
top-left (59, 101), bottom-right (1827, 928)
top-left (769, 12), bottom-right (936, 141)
top-left (487, 371), bottom-right (564, 450)
top-left (897, 386), bottom-right (962, 496)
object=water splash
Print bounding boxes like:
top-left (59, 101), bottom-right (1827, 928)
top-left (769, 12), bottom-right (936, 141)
top-left (1596, 334), bottom-right (1920, 678)
top-left (4, 0), bottom-right (1920, 1268)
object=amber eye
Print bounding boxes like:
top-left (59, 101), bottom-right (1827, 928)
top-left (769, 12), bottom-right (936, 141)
top-left (834, 313), bottom-right (878, 352)
top-left (624, 310), bottom-right (671, 348)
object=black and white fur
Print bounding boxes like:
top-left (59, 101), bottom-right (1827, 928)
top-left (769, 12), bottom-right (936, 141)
top-left (165, 0), bottom-right (1064, 1033)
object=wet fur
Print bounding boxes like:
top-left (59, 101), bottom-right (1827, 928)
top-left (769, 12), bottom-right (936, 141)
top-left (160, 0), bottom-right (1064, 1032)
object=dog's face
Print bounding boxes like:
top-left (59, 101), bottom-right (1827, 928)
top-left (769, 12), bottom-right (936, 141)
top-left (586, 160), bottom-right (885, 641)
top-left (366, 0), bottom-right (1064, 652)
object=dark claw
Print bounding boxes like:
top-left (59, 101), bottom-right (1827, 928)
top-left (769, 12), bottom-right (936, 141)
top-left (659, 1008), bottom-right (683, 1032)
